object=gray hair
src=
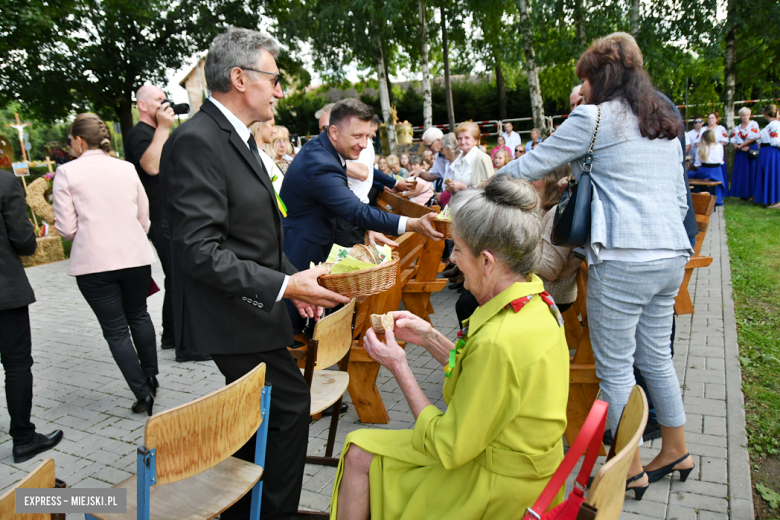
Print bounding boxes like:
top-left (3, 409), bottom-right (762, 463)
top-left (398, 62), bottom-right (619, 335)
top-left (205, 27), bottom-right (280, 93)
top-left (422, 127), bottom-right (443, 145)
top-left (738, 106), bottom-right (752, 117)
top-left (315, 103), bottom-right (335, 120)
top-left (441, 133), bottom-right (460, 156)
top-left (449, 175), bottom-right (542, 278)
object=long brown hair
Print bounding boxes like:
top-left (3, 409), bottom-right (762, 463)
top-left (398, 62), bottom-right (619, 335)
top-left (69, 113), bottom-right (112, 154)
top-left (575, 33), bottom-right (678, 141)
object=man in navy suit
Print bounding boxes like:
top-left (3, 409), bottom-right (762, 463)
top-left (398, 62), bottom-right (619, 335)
top-left (280, 98), bottom-right (441, 272)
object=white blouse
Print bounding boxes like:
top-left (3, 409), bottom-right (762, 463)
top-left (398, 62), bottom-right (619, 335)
top-left (696, 143), bottom-right (724, 167)
top-left (730, 120), bottom-right (760, 145)
top-left (759, 120), bottom-right (780, 146)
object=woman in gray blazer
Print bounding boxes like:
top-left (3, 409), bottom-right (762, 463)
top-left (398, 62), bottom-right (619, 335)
top-left (499, 32), bottom-right (694, 498)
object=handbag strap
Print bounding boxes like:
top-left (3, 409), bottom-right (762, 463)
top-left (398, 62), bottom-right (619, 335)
top-left (524, 400), bottom-right (608, 520)
top-left (580, 105), bottom-right (602, 177)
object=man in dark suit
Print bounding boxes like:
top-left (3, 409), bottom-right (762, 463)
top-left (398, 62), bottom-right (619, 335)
top-left (161, 28), bottom-right (349, 520)
top-left (280, 98), bottom-right (441, 272)
top-left (0, 169), bottom-right (63, 463)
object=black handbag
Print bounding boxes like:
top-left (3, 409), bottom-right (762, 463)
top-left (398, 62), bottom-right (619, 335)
top-left (552, 105), bottom-right (601, 247)
top-left (747, 148), bottom-right (759, 160)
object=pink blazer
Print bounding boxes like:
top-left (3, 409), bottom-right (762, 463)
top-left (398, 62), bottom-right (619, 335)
top-left (53, 150), bottom-right (155, 276)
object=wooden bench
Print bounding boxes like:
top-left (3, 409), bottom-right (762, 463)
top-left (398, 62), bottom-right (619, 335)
top-left (674, 193), bottom-right (716, 315)
top-left (688, 179), bottom-right (722, 188)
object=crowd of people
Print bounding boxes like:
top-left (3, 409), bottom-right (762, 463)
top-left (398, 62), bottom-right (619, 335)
top-left (2, 23), bottom-right (779, 520)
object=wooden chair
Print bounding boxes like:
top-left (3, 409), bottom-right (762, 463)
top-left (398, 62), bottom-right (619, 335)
top-left (562, 263), bottom-right (606, 456)
top-left (303, 299), bottom-right (356, 466)
top-left (587, 386), bottom-right (649, 519)
top-left (675, 192), bottom-right (716, 315)
top-left (86, 363), bottom-right (272, 520)
top-left (0, 458), bottom-right (65, 520)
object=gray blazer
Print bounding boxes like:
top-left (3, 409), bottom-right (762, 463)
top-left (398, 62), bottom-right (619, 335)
top-left (499, 100), bottom-right (693, 263)
top-left (0, 169), bottom-right (36, 311)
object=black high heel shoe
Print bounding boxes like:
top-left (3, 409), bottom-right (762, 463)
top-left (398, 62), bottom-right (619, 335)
top-left (626, 471), bottom-right (649, 500)
top-left (645, 453), bottom-right (695, 483)
top-left (132, 395), bottom-right (154, 416)
top-left (146, 376), bottom-right (159, 397)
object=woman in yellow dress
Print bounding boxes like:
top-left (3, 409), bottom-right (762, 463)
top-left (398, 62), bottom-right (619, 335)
top-left (330, 175), bottom-right (570, 520)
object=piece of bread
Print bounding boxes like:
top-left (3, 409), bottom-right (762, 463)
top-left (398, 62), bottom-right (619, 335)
top-left (371, 314), bottom-right (395, 334)
top-left (348, 244), bottom-right (379, 264)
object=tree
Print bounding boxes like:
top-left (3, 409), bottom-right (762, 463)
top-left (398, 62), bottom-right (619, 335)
top-left (440, 3), bottom-right (457, 131)
top-left (515, 0), bottom-right (546, 135)
top-left (418, 0), bottom-right (433, 129)
top-left (0, 0), bottom-right (266, 134)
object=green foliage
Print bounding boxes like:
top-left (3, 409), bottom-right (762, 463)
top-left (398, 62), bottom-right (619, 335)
top-left (724, 200), bottom-right (780, 460)
top-left (275, 91), bottom-right (328, 137)
top-left (0, 103), bottom-right (69, 162)
top-left (756, 482), bottom-right (780, 510)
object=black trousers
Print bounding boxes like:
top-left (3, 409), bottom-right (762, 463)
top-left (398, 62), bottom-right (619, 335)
top-left (0, 306), bottom-right (36, 446)
top-left (333, 218), bottom-right (366, 248)
top-left (455, 289), bottom-right (572, 329)
top-left (147, 219), bottom-right (173, 346)
top-left (76, 266), bottom-right (158, 400)
top-left (211, 348), bottom-right (311, 520)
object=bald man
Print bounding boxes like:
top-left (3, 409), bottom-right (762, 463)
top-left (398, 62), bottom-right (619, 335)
top-left (570, 85), bottom-right (583, 112)
top-left (125, 86), bottom-right (208, 362)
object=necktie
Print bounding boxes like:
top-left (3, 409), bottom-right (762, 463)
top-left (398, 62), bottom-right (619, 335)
top-left (247, 134), bottom-right (287, 217)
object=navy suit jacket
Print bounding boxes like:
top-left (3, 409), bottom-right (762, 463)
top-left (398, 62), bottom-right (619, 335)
top-left (281, 132), bottom-right (401, 270)
top-left (372, 169), bottom-right (396, 191)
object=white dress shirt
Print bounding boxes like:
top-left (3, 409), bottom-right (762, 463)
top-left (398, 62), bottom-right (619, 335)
top-left (209, 96), bottom-right (290, 302)
top-left (347, 144), bottom-right (375, 204)
top-left (450, 146), bottom-right (479, 186)
top-left (501, 131), bottom-right (522, 152)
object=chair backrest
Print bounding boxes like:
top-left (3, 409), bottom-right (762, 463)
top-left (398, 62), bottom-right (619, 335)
top-left (312, 299), bottom-right (356, 370)
top-left (377, 190), bottom-right (436, 218)
top-left (0, 458), bottom-right (56, 520)
top-left (144, 362), bottom-right (267, 486)
top-left (691, 193), bottom-right (716, 255)
top-left (586, 386), bottom-right (648, 519)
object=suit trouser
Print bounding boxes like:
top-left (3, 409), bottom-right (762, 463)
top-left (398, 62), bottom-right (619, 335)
top-left (147, 219), bottom-right (174, 346)
top-left (0, 306), bottom-right (36, 446)
top-left (76, 266), bottom-right (158, 400)
top-left (211, 348), bottom-right (311, 520)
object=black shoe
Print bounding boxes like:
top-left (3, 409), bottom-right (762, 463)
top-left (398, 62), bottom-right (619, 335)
top-left (645, 453), bottom-right (695, 483)
top-left (176, 351), bottom-right (212, 362)
top-left (626, 471), bottom-right (649, 500)
top-left (13, 430), bottom-right (64, 463)
top-left (642, 420), bottom-right (662, 442)
top-left (442, 265), bottom-right (460, 279)
top-left (132, 395), bottom-right (154, 416)
top-left (603, 428), bottom-right (613, 445)
top-left (147, 376), bottom-right (159, 397)
top-left (160, 337), bottom-right (175, 350)
top-left (448, 281), bottom-right (463, 290)
top-left (321, 403), bottom-right (349, 417)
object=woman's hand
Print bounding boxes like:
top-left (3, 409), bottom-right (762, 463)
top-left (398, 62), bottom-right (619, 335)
top-left (363, 328), bottom-right (408, 376)
top-left (389, 310), bottom-right (434, 347)
top-left (446, 181), bottom-right (468, 193)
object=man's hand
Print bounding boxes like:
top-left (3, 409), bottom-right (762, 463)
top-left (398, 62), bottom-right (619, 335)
top-left (395, 179), bottom-right (412, 192)
top-left (407, 212), bottom-right (443, 241)
top-left (156, 104), bottom-right (176, 131)
top-left (366, 230), bottom-right (399, 248)
top-left (284, 266), bottom-right (351, 307)
top-left (292, 300), bottom-right (324, 320)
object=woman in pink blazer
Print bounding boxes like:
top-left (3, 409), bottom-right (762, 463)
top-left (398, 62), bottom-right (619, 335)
top-left (53, 113), bottom-right (158, 416)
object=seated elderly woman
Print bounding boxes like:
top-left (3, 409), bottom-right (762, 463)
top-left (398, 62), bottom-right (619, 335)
top-left (330, 175), bottom-right (570, 520)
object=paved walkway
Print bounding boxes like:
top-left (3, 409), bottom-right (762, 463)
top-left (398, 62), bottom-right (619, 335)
top-left (0, 209), bottom-right (750, 519)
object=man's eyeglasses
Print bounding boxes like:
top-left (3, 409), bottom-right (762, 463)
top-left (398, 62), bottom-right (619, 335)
top-left (694, 120), bottom-right (703, 124)
top-left (241, 68), bottom-right (282, 87)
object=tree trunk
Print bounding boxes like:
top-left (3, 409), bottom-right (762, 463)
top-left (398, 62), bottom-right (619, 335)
top-left (723, 0), bottom-right (737, 136)
top-left (630, 0), bottom-right (640, 36)
top-left (440, 3), bottom-right (456, 132)
top-left (116, 97), bottom-right (134, 138)
top-left (418, 0), bottom-right (433, 129)
top-left (383, 56), bottom-right (395, 108)
top-left (515, 0), bottom-right (546, 136)
top-left (495, 51), bottom-right (507, 121)
top-left (373, 31), bottom-right (396, 153)
top-left (574, 0), bottom-right (586, 48)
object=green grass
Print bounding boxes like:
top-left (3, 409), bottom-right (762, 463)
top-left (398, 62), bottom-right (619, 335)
top-left (724, 199), bottom-right (780, 459)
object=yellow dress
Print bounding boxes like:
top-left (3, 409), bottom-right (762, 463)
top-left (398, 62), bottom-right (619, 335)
top-left (330, 277), bottom-right (570, 519)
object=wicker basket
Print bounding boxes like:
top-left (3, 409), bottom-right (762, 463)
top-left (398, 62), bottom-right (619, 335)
top-left (432, 218), bottom-right (453, 239)
top-left (318, 253), bottom-right (400, 298)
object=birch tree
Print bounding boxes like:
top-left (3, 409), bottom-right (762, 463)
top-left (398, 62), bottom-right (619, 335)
top-left (418, 0), bottom-right (433, 129)
top-left (515, 0), bottom-right (547, 135)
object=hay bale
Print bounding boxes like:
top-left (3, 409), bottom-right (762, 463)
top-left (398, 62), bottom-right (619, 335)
top-left (21, 236), bottom-right (65, 267)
